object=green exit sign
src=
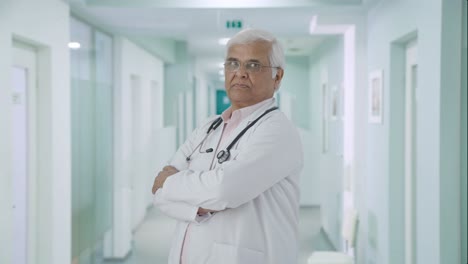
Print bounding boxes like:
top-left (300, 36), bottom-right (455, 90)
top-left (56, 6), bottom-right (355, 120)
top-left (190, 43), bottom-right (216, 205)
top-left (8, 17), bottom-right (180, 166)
top-left (226, 20), bottom-right (243, 29)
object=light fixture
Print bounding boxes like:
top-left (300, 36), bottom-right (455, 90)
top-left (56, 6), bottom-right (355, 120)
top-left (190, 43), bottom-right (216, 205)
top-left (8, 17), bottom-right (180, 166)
top-left (218, 38), bottom-right (230, 45)
top-left (68, 42), bottom-right (81, 49)
top-left (309, 16), bottom-right (318, 33)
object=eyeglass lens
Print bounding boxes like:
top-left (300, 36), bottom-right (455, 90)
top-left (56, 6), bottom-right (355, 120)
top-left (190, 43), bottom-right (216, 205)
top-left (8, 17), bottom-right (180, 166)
top-left (224, 61), bottom-right (263, 73)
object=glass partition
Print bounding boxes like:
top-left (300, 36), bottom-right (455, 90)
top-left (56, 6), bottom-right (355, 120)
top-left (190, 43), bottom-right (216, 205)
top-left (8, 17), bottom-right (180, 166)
top-left (70, 16), bottom-right (113, 263)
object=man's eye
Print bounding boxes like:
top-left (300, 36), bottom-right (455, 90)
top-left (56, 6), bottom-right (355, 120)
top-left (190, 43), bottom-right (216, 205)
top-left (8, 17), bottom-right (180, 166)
top-left (247, 63), bottom-right (260, 69)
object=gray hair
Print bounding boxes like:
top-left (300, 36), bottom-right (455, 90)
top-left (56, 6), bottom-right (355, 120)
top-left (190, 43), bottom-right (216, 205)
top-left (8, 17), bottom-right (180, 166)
top-left (226, 28), bottom-right (285, 80)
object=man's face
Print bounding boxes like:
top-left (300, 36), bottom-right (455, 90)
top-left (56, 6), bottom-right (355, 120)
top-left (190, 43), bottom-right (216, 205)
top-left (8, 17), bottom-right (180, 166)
top-left (224, 41), bottom-right (283, 111)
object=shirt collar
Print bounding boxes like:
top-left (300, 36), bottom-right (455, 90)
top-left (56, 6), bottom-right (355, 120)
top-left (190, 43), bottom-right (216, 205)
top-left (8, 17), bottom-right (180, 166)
top-left (221, 98), bottom-right (275, 123)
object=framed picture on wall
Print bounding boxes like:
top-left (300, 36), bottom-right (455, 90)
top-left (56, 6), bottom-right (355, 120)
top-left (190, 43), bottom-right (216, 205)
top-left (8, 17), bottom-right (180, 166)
top-left (368, 70), bottom-right (383, 124)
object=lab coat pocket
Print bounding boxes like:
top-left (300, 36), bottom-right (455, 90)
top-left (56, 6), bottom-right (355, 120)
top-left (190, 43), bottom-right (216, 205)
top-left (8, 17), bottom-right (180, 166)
top-left (206, 242), bottom-right (265, 264)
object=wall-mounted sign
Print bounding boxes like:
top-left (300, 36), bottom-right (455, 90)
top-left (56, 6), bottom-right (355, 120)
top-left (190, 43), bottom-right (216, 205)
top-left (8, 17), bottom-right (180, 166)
top-left (226, 20), bottom-right (243, 29)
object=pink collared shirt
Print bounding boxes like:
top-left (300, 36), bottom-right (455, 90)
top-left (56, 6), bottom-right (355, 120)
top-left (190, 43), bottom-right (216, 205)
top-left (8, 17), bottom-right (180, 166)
top-left (219, 98), bottom-right (274, 146)
top-left (180, 98), bottom-right (275, 264)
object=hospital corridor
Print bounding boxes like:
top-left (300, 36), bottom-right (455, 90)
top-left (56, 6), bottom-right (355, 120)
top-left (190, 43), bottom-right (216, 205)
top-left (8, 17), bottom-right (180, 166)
top-left (0, 0), bottom-right (466, 264)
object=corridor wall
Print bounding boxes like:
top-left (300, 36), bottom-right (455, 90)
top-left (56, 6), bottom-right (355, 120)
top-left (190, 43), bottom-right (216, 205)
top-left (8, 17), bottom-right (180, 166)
top-left (460, 1), bottom-right (467, 263)
top-left (69, 16), bottom-right (114, 262)
top-left (366, 0), bottom-right (464, 263)
top-left (308, 36), bottom-right (345, 248)
top-left (282, 56), bottom-right (311, 130)
top-left (0, 0), bottom-right (71, 263)
top-left (164, 42), bottom-right (194, 145)
top-left (193, 57), bottom-right (214, 127)
top-left (107, 36), bottom-right (165, 258)
top-left (281, 56), bottom-right (321, 207)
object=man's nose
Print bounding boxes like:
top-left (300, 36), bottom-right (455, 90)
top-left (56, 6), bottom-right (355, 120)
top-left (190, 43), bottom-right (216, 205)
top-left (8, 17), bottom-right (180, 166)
top-left (235, 65), bottom-right (248, 78)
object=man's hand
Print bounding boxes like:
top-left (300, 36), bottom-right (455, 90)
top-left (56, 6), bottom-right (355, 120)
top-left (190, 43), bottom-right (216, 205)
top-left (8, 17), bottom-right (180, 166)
top-left (197, 207), bottom-right (218, 215)
top-left (152, 166), bottom-right (179, 194)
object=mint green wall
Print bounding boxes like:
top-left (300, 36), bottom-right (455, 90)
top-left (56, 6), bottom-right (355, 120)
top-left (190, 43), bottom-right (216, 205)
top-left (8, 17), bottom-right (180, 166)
top-left (388, 40), bottom-right (407, 264)
top-left (0, 1), bottom-right (71, 263)
top-left (0, 7), bottom-right (13, 262)
top-left (281, 56), bottom-right (323, 207)
top-left (128, 36), bottom-right (177, 64)
top-left (308, 36), bottom-right (344, 249)
top-left (192, 65), bottom-right (211, 126)
top-left (164, 41), bottom-right (192, 128)
top-left (439, 1), bottom-right (463, 263)
top-left (367, 1), bottom-right (463, 263)
top-left (461, 1), bottom-right (467, 263)
top-left (109, 36), bottom-right (166, 257)
top-left (282, 56), bottom-right (310, 129)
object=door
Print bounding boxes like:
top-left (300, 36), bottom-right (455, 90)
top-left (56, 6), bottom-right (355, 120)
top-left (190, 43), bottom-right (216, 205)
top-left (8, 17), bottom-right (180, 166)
top-left (404, 40), bottom-right (418, 264)
top-left (11, 41), bottom-right (38, 264)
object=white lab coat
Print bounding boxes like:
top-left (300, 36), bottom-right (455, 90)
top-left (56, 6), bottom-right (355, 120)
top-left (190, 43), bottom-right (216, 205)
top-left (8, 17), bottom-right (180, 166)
top-left (154, 99), bottom-right (304, 264)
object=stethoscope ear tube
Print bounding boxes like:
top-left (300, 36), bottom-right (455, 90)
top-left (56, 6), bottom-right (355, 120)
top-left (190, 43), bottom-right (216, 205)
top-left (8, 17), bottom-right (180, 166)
top-left (186, 117), bottom-right (223, 162)
top-left (207, 117), bottom-right (223, 134)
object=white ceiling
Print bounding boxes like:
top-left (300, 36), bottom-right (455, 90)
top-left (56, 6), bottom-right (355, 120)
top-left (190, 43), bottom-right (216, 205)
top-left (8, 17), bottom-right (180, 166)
top-left (68, 0), bottom-right (376, 78)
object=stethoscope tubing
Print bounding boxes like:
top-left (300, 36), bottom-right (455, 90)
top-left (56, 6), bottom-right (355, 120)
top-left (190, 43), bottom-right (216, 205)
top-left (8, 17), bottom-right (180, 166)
top-left (186, 106), bottom-right (278, 164)
top-left (216, 106), bottom-right (278, 163)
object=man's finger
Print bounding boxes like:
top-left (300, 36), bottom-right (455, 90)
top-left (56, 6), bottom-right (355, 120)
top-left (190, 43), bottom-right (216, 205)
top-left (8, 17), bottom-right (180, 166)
top-left (152, 178), bottom-right (162, 194)
top-left (152, 173), bottom-right (161, 194)
top-left (163, 165), bottom-right (177, 172)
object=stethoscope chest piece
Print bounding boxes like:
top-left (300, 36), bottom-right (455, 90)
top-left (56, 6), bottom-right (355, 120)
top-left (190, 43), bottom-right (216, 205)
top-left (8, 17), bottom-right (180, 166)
top-left (216, 150), bottom-right (230, 164)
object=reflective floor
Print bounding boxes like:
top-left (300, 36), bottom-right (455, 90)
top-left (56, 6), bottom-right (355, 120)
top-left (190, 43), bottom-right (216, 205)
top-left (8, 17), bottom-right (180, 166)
top-left (96, 206), bottom-right (334, 264)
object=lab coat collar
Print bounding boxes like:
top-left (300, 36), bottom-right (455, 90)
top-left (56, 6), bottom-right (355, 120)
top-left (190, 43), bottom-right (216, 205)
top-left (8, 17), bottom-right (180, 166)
top-left (243, 97), bottom-right (277, 122)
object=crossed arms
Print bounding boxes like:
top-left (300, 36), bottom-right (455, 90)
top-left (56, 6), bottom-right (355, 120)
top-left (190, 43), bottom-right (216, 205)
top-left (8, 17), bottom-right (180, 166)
top-left (151, 114), bottom-right (303, 223)
top-left (152, 165), bottom-right (216, 219)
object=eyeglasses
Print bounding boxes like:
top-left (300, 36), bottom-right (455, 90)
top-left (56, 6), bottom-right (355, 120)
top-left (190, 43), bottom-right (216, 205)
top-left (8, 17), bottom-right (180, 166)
top-left (224, 60), bottom-right (278, 73)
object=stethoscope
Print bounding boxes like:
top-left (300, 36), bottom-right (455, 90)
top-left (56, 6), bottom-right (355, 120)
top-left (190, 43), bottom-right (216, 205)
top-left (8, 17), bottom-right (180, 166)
top-left (186, 106), bottom-right (278, 164)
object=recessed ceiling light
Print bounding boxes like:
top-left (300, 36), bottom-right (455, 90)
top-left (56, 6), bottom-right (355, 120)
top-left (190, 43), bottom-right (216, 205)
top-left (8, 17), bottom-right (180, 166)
top-left (68, 42), bottom-right (81, 49)
top-left (309, 15), bottom-right (318, 33)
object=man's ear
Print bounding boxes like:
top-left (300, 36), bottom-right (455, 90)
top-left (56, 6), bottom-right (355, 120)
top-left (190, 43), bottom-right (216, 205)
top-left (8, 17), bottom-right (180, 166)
top-left (273, 68), bottom-right (284, 91)
top-left (275, 68), bottom-right (284, 81)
